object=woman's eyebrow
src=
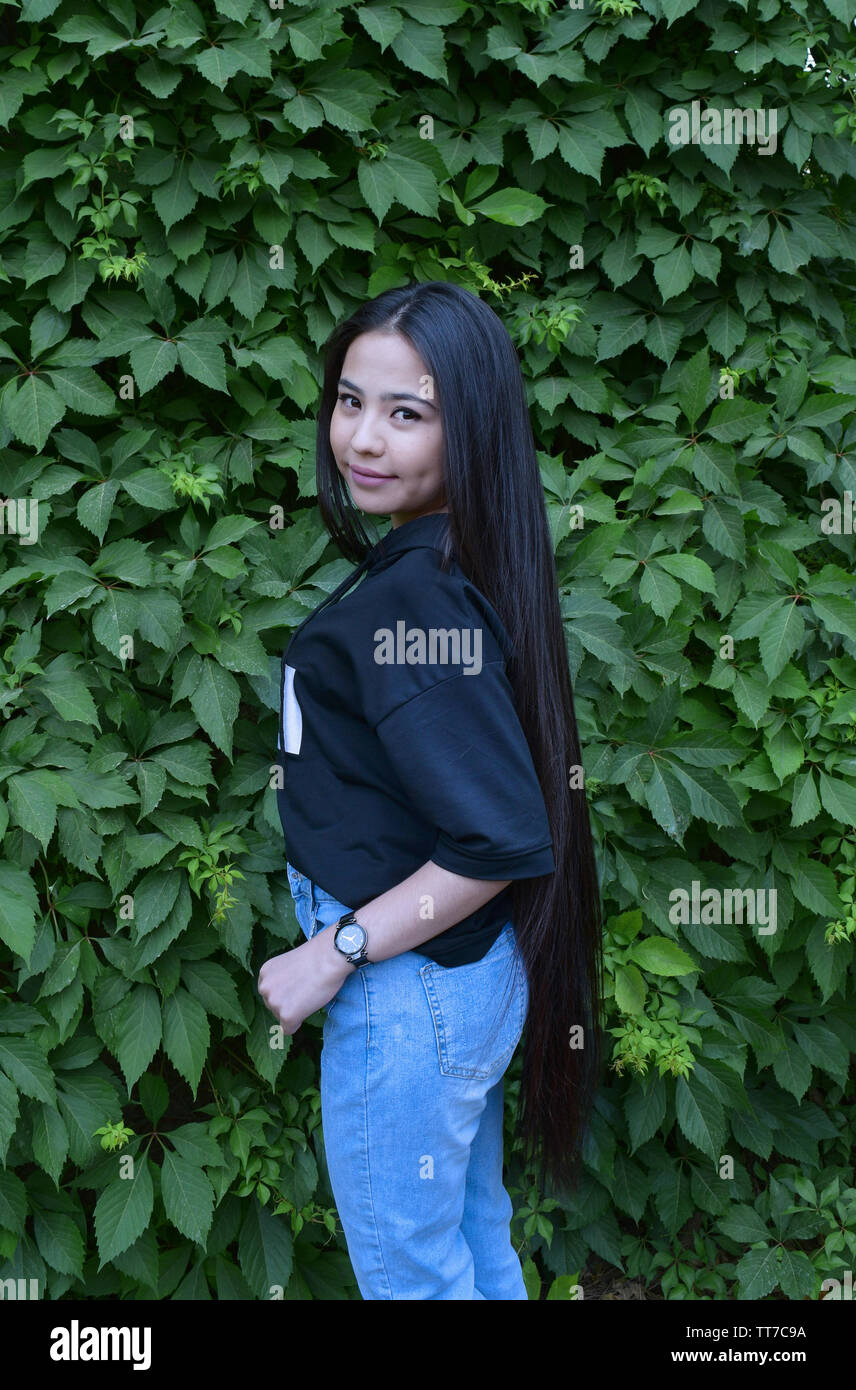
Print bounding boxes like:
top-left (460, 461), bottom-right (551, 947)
top-left (338, 377), bottom-right (439, 411)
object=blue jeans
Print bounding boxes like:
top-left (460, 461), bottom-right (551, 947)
top-left (286, 862), bottom-right (531, 1300)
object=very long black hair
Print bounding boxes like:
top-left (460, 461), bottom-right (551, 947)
top-left (310, 279), bottom-right (604, 1197)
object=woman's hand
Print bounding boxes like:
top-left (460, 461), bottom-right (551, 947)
top-left (257, 930), bottom-right (352, 1034)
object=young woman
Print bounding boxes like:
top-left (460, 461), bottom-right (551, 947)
top-left (258, 280), bottom-right (604, 1301)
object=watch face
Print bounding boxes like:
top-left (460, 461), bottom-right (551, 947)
top-left (337, 923), bottom-right (366, 953)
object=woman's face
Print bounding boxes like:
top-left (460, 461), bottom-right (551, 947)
top-left (329, 330), bottom-right (447, 528)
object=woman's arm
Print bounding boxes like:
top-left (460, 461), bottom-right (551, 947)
top-left (332, 860), bottom-right (511, 967)
top-left (259, 863), bottom-right (510, 1033)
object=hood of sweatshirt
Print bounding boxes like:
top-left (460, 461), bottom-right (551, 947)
top-left (364, 510), bottom-right (452, 573)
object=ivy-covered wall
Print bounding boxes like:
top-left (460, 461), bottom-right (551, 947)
top-left (0, 0), bottom-right (855, 1300)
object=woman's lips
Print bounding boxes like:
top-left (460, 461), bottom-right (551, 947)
top-left (349, 463), bottom-right (396, 485)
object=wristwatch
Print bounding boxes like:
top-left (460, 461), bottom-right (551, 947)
top-left (333, 911), bottom-right (370, 968)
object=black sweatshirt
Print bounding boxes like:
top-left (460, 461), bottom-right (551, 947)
top-left (275, 511), bottom-right (555, 966)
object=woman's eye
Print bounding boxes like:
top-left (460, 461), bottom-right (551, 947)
top-left (336, 393), bottom-right (420, 421)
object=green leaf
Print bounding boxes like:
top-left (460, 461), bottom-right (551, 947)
top-left (137, 590), bottom-right (184, 650)
top-left (716, 1203), bottom-right (770, 1244)
top-left (597, 314), bottom-right (646, 360)
top-left (304, 69), bottom-right (380, 128)
top-left (22, 144), bottom-right (74, 188)
top-left (133, 869), bottom-right (182, 938)
top-left (189, 659), bottom-right (241, 758)
top-left (690, 239), bottom-right (720, 282)
top-left (150, 742), bottom-right (212, 786)
top-left (136, 761), bottom-right (167, 817)
top-left (624, 89), bottom-right (662, 156)
top-left (600, 230), bottom-right (641, 288)
top-left (794, 392), bottom-right (856, 429)
top-left (643, 763), bottom-right (691, 839)
top-left (791, 769), bottom-right (821, 827)
top-left (565, 368), bottom-right (610, 413)
top-left (818, 772), bottom-right (856, 827)
top-left (113, 985), bottom-right (162, 1092)
top-left (356, 4), bottom-right (404, 48)
top-left (653, 244), bottom-right (693, 301)
top-left (765, 724), bottom-right (803, 781)
top-left (377, 149), bottom-right (440, 219)
top-left (30, 305), bottom-right (70, 358)
top-left (194, 45), bottom-right (244, 88)
top-left (94, 538), bottom-right (153, 586)
top-left (658, 493), bottom-right (717, 528)
top-left (46, 367), bottom-right (114, 416)
top-left (180, 960), bottom-right (245, 1024)
top-left (34, 659), bottom-right (100, 726)
top-left (772, 1034), bottom-right (812, 1101)
top-left (122, 469), bottom-right (176, 510)
top-left (8, 773), bottom-right (57, 851)
top-left (77, 479), bottom-right (120, 542)
top-left (645, 314), bottom-right (683, 365)
top-left (160, 1149), bottom-right (216, 1245)
top-left (176, 329), bottom-right (227, 392)
top-left (55, 14), bottom-right (129, 58)
top-left (205, 514), bottom-right (259, 549)
top-left (0, 71), bottom-right (36, 127)
top-left (624, 1074), bottom-right (666, 1152)
top-left (705, 397), bottom-right (768, 442)
top-left (33, 1210), bottom-right (85, 1279)
top-left (777, 1248), bottom-right (818, 1301)
top-left (628, 937), bottom-right (698, 976)
top-left (734, 1246), bottom-right (781, 1299)
top-left (809, 593), bottom-right (856, 643)
top-left (639, 562), bottom-right (681, 620)
top-left (791, 860), bottom-right (842, 917)
top-left (655, 552), bottom-right (717, 593)
top-left (203, 250), bottom-right (238, 308)
top-left (667, 763), bottom-right (743, 827)
top-left (525, 116), bottom-right (559, 161)
top-left (0, 865), bottom-right (39, 959)
top-left (389, 17), bottom-right (447, 81)
top-left (679, 357), bottom-right (723, 431)
top-left (614, 963), bottom-right (646, 1014)
top-left (358, 157), bottom-right (397, 223)
top-left (47, 257), bottom-right (97, 312)
top-left (705, 301), bottom-right (746, 357)
top-left (533, 378), bottom-right (572, 414)
top-left (23, 227), bottom-right (66, 286)
top-left (137, 56), bottom-right (183, 98)
top-left (675, 1077), bottom-right (725, 1160)
top-left (759, 603), bottom-right (804, 681)
top-left (557, 125), bottom-right (605, 180)
top-left (772, 361), bottom-right (808, 420)
top-left (229, 251), bottom-right (270, 321)
top-left (294, 213), bottom-right (335, 271)
top-left (5, 375), bottom-right (66, 450)
top-left (94, 1160), bottom-right (154, 1268)
top-left (129, 337), bottom-right (179, 394)
top-left (471, 187), bottom-right (548, 227)
top-left (238, 1196), bottom-right (294, 1297)
top-left (660, 0), bottom-right (696, 20)
top-left (162, 988), bottom-right (209, 1096)
top-left (31, 1102), bottom-right (69, 1185)
top-left (768, 222), bottom-right (811, 275)
top-left (0, 1035), bottom-right (56, 1104)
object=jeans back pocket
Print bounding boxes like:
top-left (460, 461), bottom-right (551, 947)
top-left (420, 925), bottom-right (528, 1080)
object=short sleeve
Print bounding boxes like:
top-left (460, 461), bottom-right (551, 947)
top-left (372, 661), bottom-right (556, 880)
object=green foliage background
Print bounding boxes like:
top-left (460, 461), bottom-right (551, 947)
top-left (1, 0), bottom-right (855, 1301)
